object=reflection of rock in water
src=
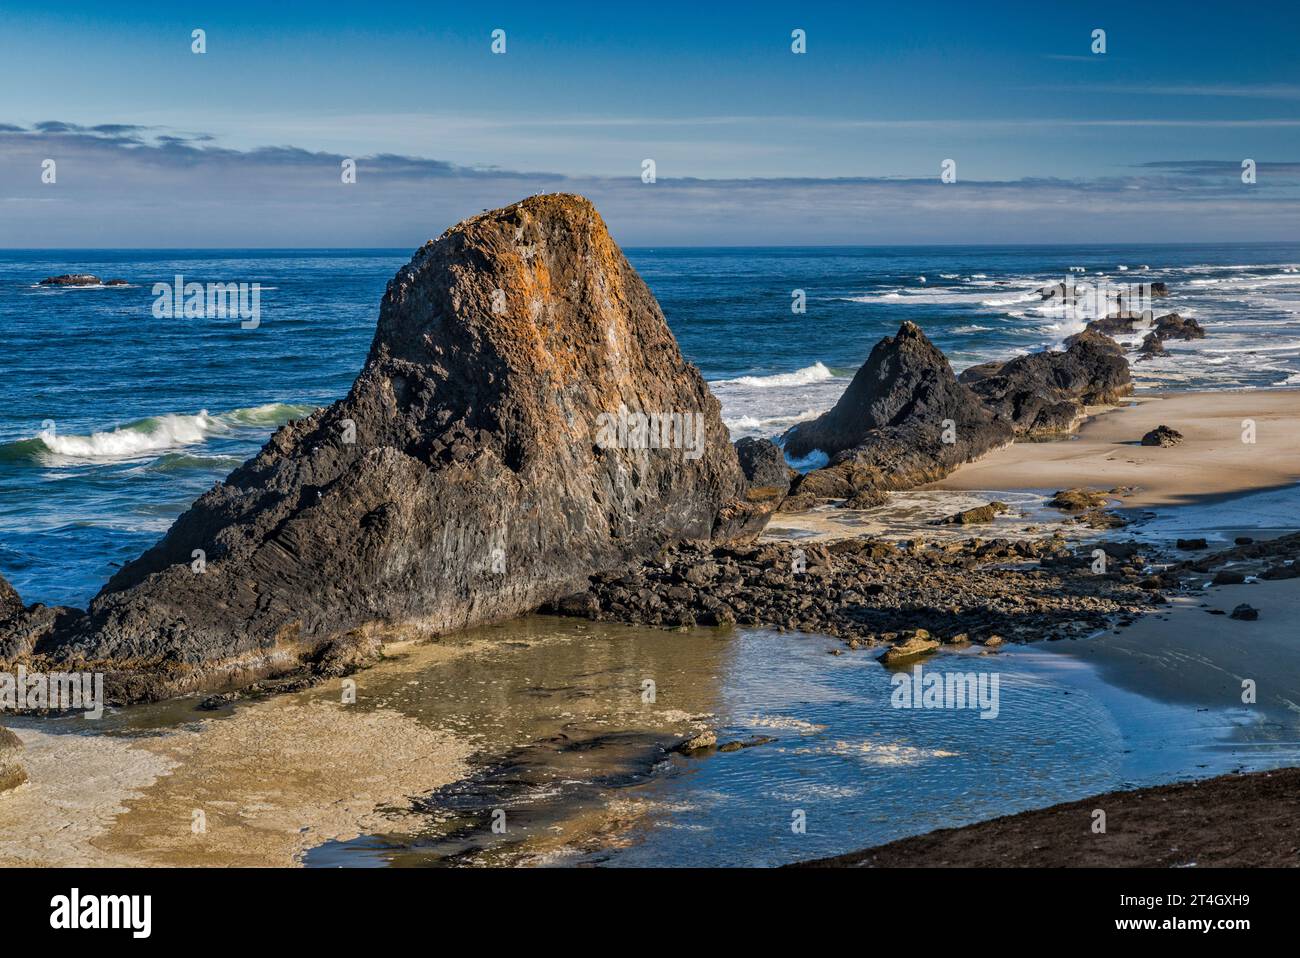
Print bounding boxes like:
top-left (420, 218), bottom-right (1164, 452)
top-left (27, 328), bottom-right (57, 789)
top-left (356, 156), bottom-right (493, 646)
top-left (298, 617), bottom-right (735, 866)
top-left (385, 729), bottom-right (684, 866)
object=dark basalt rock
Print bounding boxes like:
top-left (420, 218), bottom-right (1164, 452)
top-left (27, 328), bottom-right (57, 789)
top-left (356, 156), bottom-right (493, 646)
top-left (1083, 313), bottom-right (1144, 336)
top-left (0, 577), bottom-right (21, 620)
top-left (959, 330), bottom-right (1132, 437)
top-left (1230, 603), bottom-right (1259, 621)
top-left (1, 194), bottom-right (769, 702)
top-left (734, 437), bottom-right (795, 495)
top-left (38, 273), bottom-right (102, 286)
top-left (782, 323), bottom-right (1013, 503)
top-left (1152, 313), bottom-right (1205, 341)
top-left (1141, 424), bottom-right (1183, 447)
top-left (1136, 332), bottom-right (1165, 361)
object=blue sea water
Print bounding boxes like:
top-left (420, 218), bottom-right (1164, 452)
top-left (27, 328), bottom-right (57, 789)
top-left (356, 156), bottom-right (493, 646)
top-left (2, 243), bottom-right (1299, 608)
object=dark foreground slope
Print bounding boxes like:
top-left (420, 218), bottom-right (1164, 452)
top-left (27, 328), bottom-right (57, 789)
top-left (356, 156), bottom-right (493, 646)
top-left (795, 767), bottom-right (1300, 867)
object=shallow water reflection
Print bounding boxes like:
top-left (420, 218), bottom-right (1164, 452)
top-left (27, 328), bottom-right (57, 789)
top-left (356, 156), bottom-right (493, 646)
top-left (304, 616), bottom-right (1293, 867)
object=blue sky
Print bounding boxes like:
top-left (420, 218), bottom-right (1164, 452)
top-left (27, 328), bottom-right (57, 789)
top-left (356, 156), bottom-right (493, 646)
top-left (1, 0), bottom-right (1298, 245)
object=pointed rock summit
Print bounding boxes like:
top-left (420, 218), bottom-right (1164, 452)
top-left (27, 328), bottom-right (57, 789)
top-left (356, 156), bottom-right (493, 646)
top-left (783, 322), bottom-right (1012, 505)
top-left (2, 194), bottom-right (769, 701)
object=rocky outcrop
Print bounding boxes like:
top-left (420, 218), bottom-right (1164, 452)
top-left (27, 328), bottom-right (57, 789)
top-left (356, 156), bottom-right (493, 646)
top-left (959, 330), bottom-right (1131, 437)
top-left (929, 502), bottom-right (1008, 525)
top-left (39, 274), bottom-right (101, 286)
top-left (1136, 332), bottom-right (1165, 361)
top-left (781, 323), bottom-right (1013, 504)
top-left (37, 274), bottom-right (126, 286)
top-left (1141, 424), bottom-right (1183, 447)
top-left (0, 577), bottom-right (21, 620)
top-left (734, 437), bottom-right (794, 495)
top-left (2, 194), bottom-right (768, 702)
top-left (550, 537), bottom-right (1161, 645)
top-left (0, 726), bottom-right (25, 793)
top-left (1152, 313), bottom-right (1205, 341)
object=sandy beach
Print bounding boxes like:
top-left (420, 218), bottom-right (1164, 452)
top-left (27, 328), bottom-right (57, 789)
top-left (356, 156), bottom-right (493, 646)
top-left (929, 389), bottom-right (1300, 508)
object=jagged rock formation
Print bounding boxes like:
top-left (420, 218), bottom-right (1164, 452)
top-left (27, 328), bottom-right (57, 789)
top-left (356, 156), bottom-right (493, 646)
top-left (781, 323), bottom-right (1013, 505)
top-left (959, 330), bottom-right (1131, 437)
top-left (1151, 313), bottom-right (1205, 341)
top-left (1, 194), bottom-right (769, 702)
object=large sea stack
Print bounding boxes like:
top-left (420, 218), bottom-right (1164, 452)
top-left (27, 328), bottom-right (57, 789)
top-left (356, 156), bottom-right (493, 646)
top-left (0, 194), bottom-right (772, 701)
top-left (782, 322), bottom-right (1013, 506)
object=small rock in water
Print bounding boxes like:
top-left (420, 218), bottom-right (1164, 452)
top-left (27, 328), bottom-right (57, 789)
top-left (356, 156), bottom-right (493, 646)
top-left (879, 629), bottom-right (940, 665)
top-left (677, 730), bottom-right (717, 752)
top-left (1234, 537), bottom-right (1255, 545)
top-left (1048, 488), bottom-right (1110, 511)
top-left (1177, 538), bottom-right (1209, 550)
top-left (1141, 425), bottom-right (1183, 447)
top-left (38, 273), bottom-right (102, 286)
top-left (1229, 604), bottom-right (1260, 621)
top-left (929, 502), bottom-right (1008, 526)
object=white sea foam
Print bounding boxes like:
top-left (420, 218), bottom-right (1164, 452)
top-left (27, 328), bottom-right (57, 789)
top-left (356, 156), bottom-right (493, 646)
top-left (711, 362), bottom-right (835, 389)
top-left (25, 403), bottom-right (317, 465)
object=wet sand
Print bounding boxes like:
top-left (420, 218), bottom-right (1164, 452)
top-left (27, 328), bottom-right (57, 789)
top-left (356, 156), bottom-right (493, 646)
top-left (929, 389), bottom-right (1300, 508)
top-left (0, 646), bottom-right (475, 867)
top-left (1049, 577), bottom-right (1300, 718)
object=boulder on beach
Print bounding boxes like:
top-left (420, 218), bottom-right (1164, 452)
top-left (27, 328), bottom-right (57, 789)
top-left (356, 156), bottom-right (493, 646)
top-left (781, 323), bottom-right (1013, 504)
top-left (1230, 603), bottom-right (1260, 621)
top-left (0, 194), bottom-right (770, 702)
top-left (959, 330), bottom-right (1132, 437)
top-left (734, 436), bottom-right (795, 495)
top-left (1048, 488), bottom-right (1110, 511)
top-left (1141, 424), bottom-right (1183, 447)
top-left (0, 726), bottom-right (25, 793)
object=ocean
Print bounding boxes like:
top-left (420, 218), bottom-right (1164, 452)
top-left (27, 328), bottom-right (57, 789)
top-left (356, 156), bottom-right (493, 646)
top-left (3, 243), bottom-right (1300, 609)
